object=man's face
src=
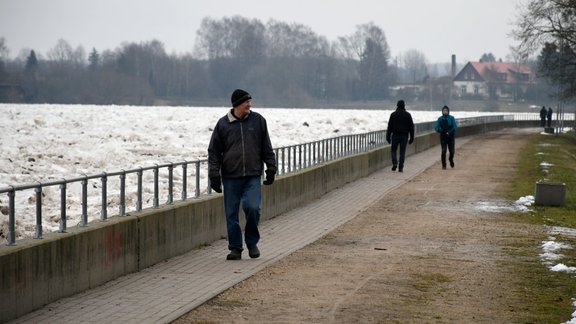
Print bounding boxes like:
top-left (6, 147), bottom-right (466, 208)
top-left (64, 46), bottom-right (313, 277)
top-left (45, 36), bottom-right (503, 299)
top-left (442, 109), bottom-right (449, 116)
top-left (235, 99), bottom-right (252, 118)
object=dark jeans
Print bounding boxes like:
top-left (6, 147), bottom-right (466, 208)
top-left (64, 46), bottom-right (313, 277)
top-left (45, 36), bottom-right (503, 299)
top-left (391, 133), bottom-right (409, 169)
top-left (441, 137), bottom-right (455, 167)
top-left (222, 176), bottom-right (262, 251)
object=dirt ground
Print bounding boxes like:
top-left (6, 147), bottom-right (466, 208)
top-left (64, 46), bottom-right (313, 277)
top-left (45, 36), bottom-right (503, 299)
top-left (174, 129), bottom-right (544, 323)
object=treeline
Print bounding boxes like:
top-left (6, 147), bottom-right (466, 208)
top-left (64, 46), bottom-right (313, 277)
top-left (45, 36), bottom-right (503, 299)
top-left (0, 17), bottom-right (451, 107)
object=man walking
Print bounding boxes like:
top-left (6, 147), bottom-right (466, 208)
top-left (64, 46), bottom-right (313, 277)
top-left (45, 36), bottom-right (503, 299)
top-left (539, 106), bottom-right (547, 128)
top-left (386, 100), bottom-right (415, 172)
top-left (435, 105), bottom-right (458, 170)
top-left (208, 89), bottom-right (277, 260)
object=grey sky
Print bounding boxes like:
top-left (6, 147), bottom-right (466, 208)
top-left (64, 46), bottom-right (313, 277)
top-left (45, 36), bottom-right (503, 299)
top-left (0, 0), bottom-right (523, 63)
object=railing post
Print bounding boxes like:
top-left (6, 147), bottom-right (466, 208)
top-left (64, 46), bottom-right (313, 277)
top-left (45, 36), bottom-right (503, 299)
top-left (281, 147), bottom-right (286, 175)
top-left (195, 159), bottom-right (201, 198)
top-left (167, 163), bottom-right (174, 204)
top-left (298, 144), bottom-right (302, 170)
top-left (308, 143), bottom-right (312, 167)
top-left (34, 183), bottom-right (43, 239)
top-left (101, 172), bottom-right (108, 221)
top-left (119, 171), bottom-right (126, 216)
top-left (136, 167), bottom-right (143, 211)
top-left (287, 146), bottom-right (291, 173)
top-left (7, 188), bottom-right (16, 245)
top-left (59, 180), bottom-right (67, 233)
top-left (153, 164), bottom-right (159, 208)
top-left (181, 162), bottom-right (188, 200)
top-left (293, 146), bottom-right (297, 171)
top-left (80, 175), bottom-right (88, 227)
top-left (333, 137), bottom-right (337, 159)
top-left (330, 138), bottom-right (334, 160)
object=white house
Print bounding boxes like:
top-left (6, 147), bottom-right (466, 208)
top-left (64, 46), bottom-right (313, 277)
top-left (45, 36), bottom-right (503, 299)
top-left (453, 61), bottom-right (535, 100)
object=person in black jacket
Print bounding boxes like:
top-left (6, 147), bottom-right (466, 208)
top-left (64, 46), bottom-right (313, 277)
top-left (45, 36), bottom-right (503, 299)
top-left (539, 106), bottom-right (547, 128)
top-left (386, 100), bottom-right (415, 172)
top-left (208, 89), bottom-right (277, 261)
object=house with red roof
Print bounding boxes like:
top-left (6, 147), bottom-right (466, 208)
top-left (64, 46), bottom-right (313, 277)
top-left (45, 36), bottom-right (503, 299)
top-left (453, 61), bottom-right (536, 101)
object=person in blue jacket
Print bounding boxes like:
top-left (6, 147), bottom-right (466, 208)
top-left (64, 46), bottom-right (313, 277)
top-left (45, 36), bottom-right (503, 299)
top-left (208, 89), bottom-right (277, 261)
top-left (435, 105), bottom-right (457, 169)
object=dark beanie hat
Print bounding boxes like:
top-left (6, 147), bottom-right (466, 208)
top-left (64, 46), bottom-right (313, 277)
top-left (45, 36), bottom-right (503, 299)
top-left (397, 100), bottom-right (405, 109)
top-left (231, 89), bottom-right (252, 107)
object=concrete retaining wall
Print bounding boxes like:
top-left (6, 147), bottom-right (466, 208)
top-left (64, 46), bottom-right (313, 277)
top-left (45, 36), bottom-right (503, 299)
top-left (0, 120), bottom-right (538, 322)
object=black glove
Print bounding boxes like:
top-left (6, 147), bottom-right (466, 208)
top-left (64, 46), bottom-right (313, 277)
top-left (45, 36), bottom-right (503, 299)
top-left (386, 137), bottom-right (391, 144)
top-left (409, 138), bottom-right (414, 144)
top-left (210, 176), bottom-right (222, 193)
top-left (263, 170), bottom-right (275, 185)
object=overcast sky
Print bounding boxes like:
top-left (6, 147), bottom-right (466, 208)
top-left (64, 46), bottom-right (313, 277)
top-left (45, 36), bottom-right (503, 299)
top-left (0, 0), bottom-right (524, 64)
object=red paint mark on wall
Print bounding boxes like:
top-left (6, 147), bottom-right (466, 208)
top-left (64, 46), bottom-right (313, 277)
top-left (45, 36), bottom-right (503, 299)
top-left (104, 230), bottom-right (122, 268)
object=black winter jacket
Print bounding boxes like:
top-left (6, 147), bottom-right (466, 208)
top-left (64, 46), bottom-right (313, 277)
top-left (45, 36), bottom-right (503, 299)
top-left (386, 107), bottom-right (415, 142)
top-left (208, 110), bottom-right (277, 179)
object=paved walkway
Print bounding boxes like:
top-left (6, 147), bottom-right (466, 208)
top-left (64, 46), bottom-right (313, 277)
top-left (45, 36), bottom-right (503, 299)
top-left (9, 139), bottom-right (471, 324)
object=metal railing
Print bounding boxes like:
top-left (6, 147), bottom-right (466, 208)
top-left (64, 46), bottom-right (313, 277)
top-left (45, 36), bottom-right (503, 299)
top-left (0, 114), bottom-right (538, 245)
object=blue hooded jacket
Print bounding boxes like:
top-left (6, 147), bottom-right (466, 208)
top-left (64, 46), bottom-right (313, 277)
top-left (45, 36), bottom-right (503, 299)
top-left (435, 105), bottom-right (457, 140)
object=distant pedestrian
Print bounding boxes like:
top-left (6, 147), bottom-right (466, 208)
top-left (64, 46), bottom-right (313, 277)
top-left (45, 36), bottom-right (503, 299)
top-left (547, 107), bottom-right (553, 127)
top-left (386, 100), bottom-right (415, 172)
top-left (539, 106), bottom-right (547, 128)
top-left (208, 89), bottom-right (277, 261)
top-left (435, 105), bottom-right (457, 170)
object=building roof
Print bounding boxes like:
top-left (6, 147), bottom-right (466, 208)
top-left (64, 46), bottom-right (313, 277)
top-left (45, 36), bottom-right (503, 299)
top-left (454, 61), bottom-right (535, 84)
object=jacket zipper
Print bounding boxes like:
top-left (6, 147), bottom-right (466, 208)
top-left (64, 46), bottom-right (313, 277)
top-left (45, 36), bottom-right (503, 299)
top-left (240, 122), bottom-right (246, 176)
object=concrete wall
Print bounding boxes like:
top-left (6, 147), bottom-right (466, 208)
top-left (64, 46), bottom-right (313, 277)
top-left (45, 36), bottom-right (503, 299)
top-left (0, 216), bottom-right (139, 321)
top-left (0, 120), bottom-right (538, 322)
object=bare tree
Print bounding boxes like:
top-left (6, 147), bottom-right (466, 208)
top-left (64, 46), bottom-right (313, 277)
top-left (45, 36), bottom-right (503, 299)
top-left (265, 20), bottom-right (330, 58)
top-left (338, 23), bottom-right (391, 100)
top-left (47, 39), bottom-right (74, 65)
top-left (402, 49), bottom-right (428, 85)
top-left (194, 16), bottom-right (266, 92)
top-left (513, 0), bottom-right (576, 57)
top-left (116, 40), bottom-right (167, 78)
top-left (338, 22), bottom-right (390, 62)
top-left (513, 0), bottom-right (576, 100)
top-left (46, 39), bottom-right (85, 74)
top-left (194, 16), bottom-right (266, 62)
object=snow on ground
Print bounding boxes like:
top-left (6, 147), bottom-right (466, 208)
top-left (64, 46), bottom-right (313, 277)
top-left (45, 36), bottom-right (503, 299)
top-left (541, 226), bottom-right (576, 272)
top-left (539, 225), bottom-right (576, 324)
top-left (0, 103), bottom-right (515, 239)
